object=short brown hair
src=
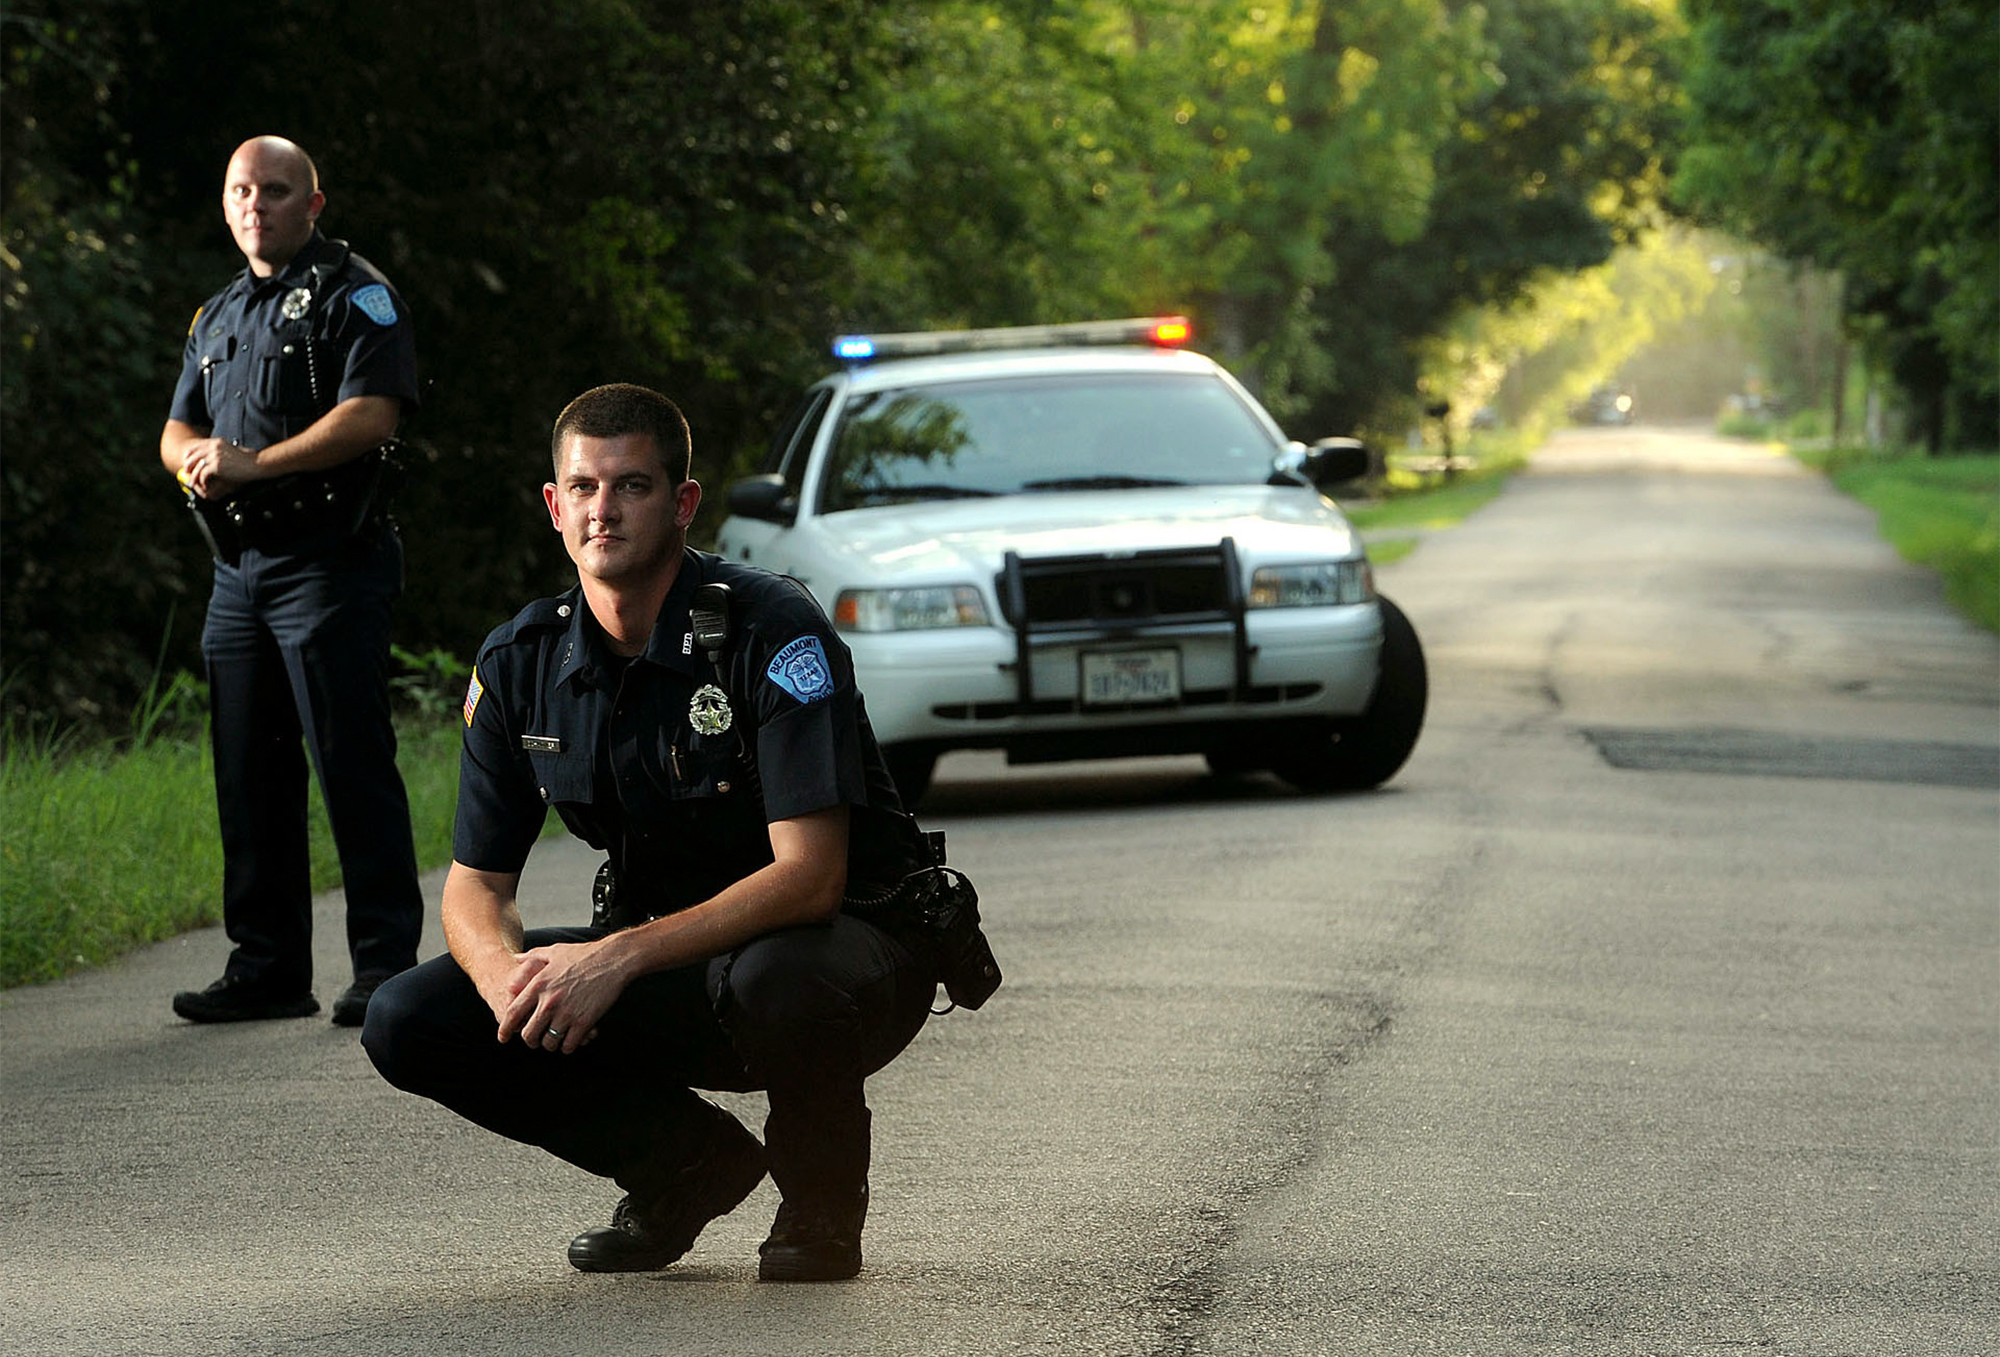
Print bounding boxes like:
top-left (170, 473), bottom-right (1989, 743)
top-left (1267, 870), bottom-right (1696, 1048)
top-left (550, 383), bottom-right (691, 479)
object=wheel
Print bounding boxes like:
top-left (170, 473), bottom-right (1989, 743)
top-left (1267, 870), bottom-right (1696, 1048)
top-left (883, 744), bottom-right (938, 809)
top-left (1271, 595), bottom-right (1427, 792)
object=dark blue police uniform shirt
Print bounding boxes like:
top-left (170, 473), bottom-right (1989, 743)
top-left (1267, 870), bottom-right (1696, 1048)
top-left (169, 230), bottom-right (418, 449)
top-left (455, 549), bottom-right (926, 916)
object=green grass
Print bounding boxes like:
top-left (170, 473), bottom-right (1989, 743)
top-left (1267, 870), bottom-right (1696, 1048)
top-left (1348, 474), bottom-right (1513, 536)
top-left (1, 712), bottom-right (469, 988)
top-left (1791, 446), bottom-right (2000, 633)
top-left (1348, 434), bottom-right (1526, 563)
top-left (1364, 537), bottom-right (1421, 566)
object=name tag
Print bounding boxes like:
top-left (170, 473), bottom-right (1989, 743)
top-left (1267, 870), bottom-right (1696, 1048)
top-left (521, 735), bottom-right (563, 753)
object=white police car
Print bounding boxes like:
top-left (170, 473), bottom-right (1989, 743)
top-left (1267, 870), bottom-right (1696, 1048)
top-left (717, 317), bottom-right (1426, 805)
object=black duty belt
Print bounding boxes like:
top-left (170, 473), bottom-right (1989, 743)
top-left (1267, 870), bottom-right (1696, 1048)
top-left (184, 440), bottom-right (404, 565)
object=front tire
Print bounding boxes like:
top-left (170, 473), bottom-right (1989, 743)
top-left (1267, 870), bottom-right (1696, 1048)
top-left (1271, 595), bottom-right (1427, 792)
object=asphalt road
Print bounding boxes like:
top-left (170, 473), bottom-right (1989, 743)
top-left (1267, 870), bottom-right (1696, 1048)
top-left (7, 425), bottom-right (1996, 1356)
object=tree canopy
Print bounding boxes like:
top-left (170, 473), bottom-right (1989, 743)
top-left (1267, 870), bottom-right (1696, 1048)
top-left (1672, 0), bottom-right (2000, 449)
top-left (17, 0), bottom-right (1977, 728)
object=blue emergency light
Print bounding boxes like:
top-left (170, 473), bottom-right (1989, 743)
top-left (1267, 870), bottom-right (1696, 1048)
top-left (831, 316), bottom-right (1193, 363)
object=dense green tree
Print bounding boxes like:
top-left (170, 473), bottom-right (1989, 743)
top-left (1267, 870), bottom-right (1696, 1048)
top-left (1148, 0), bottom-right (1478, 422)
top-left (2, 0), bottom-right (1690, 727)
top-left (836, 4), bottom-right (1146, 327)
top-left (4, 0), bottom-right (897, 723)
top-left (2, 3), bottom-right (187, 718)
top-left (845, 0), bottom-right (1679, 440)
top-left (1297, 0), bottom-right (1682, 439)
top-left (1673, 0), bottom-right (2000, 450)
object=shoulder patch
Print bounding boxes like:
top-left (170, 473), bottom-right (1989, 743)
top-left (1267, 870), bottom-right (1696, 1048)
top-left (352, 284), bottom-right (398, 326)
top-left (462, 668), bottom-right (485, 727)
top-left (766, 635), bottom-right (836, 704)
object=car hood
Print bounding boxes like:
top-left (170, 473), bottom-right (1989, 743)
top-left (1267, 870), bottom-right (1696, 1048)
top-left (782, 485), bottom-right (1363, 583)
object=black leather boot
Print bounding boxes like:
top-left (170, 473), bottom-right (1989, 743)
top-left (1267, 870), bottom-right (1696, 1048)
top-left (759, 1102), bottom-right (871, 1282)
top-left (172, 974), bottom-right (318, 1023)
top-left (567, 1103), bottom-right (768, 1272)
top-left (757, 1185), bottom-right (868, 1282)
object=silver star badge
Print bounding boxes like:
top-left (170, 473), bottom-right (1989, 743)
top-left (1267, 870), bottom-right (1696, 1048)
top-left (689, 684), bottom-right (733, 736)
top-left (281, 287), bottom-right (312, 320)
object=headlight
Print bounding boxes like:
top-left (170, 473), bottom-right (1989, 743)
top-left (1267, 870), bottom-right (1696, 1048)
top-left (834, 585), bottom-right (991, 632)
top-left (1247, 559), bottom-right (1374, 608)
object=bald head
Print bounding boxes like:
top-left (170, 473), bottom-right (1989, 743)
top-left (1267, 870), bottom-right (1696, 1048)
top-left (223, 136), bottom-right (325, 276)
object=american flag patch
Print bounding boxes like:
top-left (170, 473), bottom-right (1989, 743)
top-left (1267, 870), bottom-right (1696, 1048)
top-left (463, 669), bottom-right (484, 727)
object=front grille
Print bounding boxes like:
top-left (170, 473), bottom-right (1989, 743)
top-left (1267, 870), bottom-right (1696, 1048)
top-left (999, 546), bottom-right (1236, 630)
top-left (997, 540), bottom-right (1254, 707)
top-left (1014, 563), bottom-right (1229, 626)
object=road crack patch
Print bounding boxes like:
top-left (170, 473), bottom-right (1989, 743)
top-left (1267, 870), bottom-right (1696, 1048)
top-left (1581, 725), bottom-right (2000, 790)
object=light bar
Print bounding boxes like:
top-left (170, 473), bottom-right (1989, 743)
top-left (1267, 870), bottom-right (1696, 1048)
top-left (831, 315), bottom-right (1194, 362)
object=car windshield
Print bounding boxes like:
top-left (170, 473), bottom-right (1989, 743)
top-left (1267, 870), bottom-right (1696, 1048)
top-left (817, 372), bottom-right (1280, 514)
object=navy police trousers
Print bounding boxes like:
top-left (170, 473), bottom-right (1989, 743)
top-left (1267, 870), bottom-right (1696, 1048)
top-left (362, 916), bottom-right (934, 1206)
top-left (202, 526), bottom-right (423, 991)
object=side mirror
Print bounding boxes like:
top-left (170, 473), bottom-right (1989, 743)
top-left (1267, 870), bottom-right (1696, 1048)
top-left (725, 474), bottom-right (798, 526)
top-left (1301, 436), bottom-right (1370, 488)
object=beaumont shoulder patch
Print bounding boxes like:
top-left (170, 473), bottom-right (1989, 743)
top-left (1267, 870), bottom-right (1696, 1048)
top-left (463, 668), bottom-right (485, 727)
top-left (352, 284), bottom-right (399, 326)
top-left (767, 635), bottom-right (835, 704)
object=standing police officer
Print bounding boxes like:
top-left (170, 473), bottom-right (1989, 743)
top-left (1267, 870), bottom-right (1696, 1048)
top-left (162, 136), bottom-right (423, 1027)
top-left (362, 384), bottom-right (941, 1282)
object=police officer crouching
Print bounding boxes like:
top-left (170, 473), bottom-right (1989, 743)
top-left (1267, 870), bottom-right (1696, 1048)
top-left (362, 383), bottom-right (996, 1282)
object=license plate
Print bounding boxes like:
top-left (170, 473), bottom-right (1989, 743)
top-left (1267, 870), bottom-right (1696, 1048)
top-left (1080, 648), bottom-right (1181, 706)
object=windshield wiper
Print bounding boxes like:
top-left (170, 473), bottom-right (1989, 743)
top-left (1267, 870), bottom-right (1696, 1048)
top-left (1021, 475), bottom-right (1187, 491)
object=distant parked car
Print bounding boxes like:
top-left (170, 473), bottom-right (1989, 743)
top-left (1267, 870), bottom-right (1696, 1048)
top-left (717, 317), bottom-right (1427, 806)
top-left (1574, 385), bottom-right (1635, 425)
